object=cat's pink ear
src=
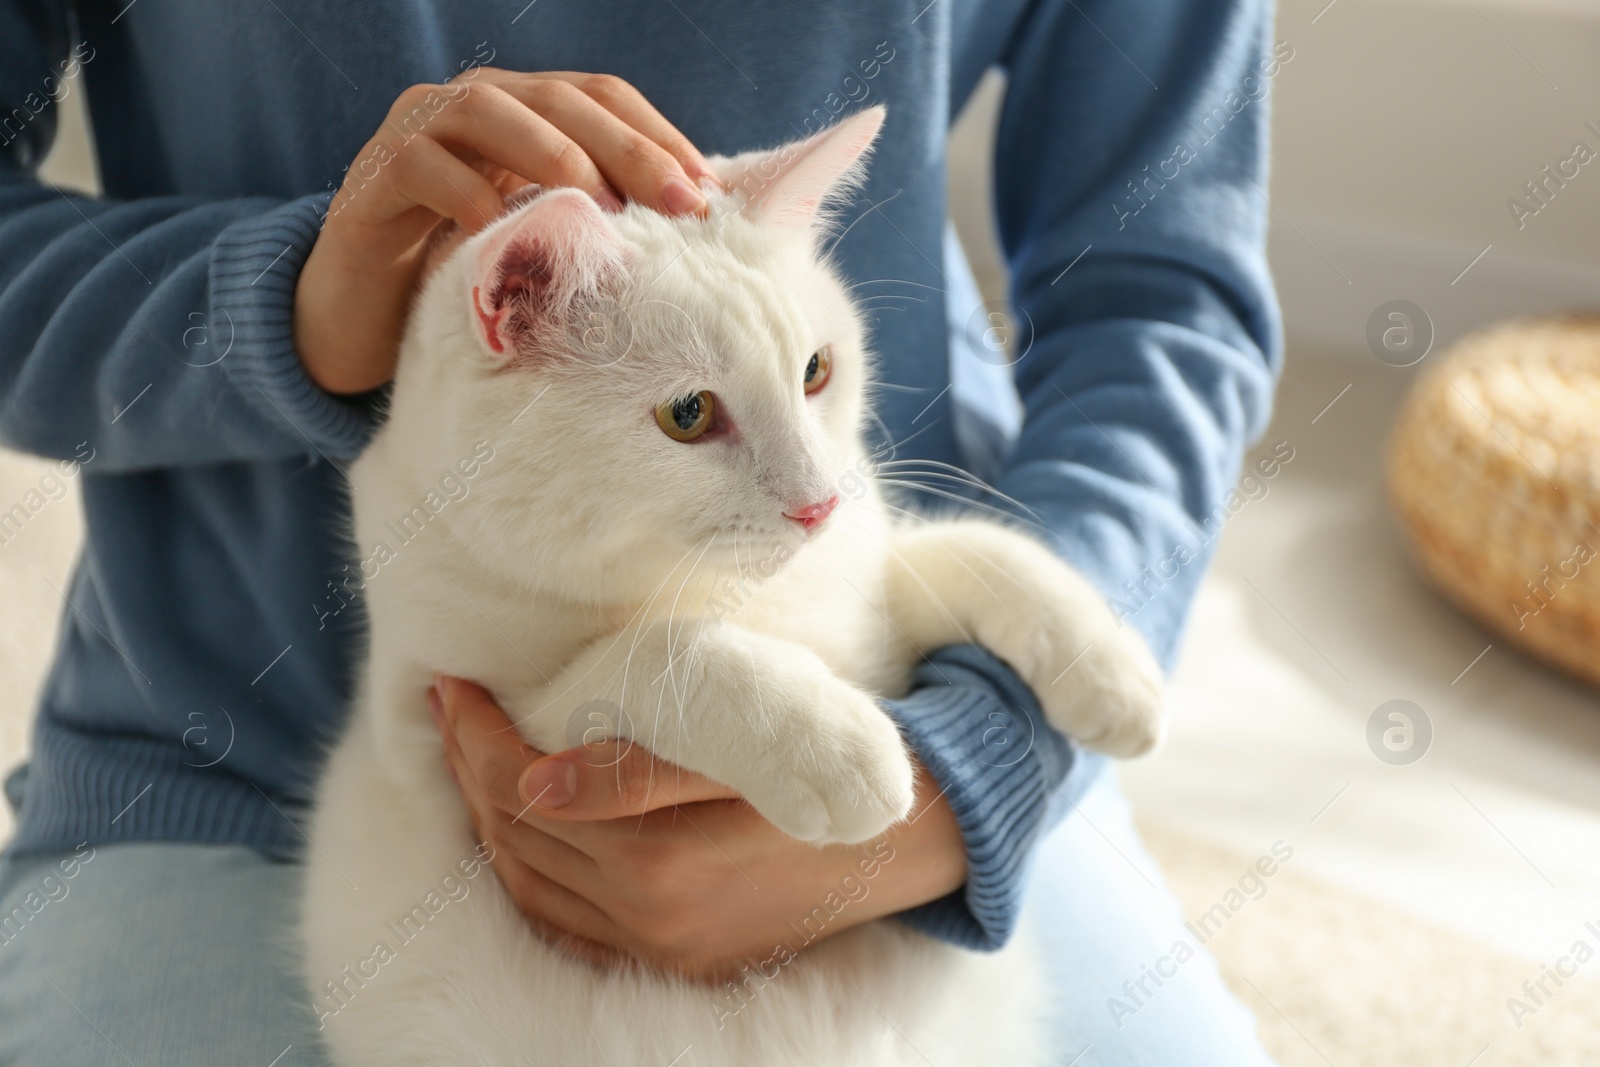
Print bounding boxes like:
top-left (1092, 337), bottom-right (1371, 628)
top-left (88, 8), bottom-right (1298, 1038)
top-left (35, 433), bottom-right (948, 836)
top-left (714, 107), bottom-right (885, 231)
top-left (469, 189), bottom-right (628, 364)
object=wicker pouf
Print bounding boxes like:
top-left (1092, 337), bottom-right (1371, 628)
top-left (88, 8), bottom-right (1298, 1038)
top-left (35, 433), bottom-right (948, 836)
top-left (1387, 316), bottom-right (1600, 689)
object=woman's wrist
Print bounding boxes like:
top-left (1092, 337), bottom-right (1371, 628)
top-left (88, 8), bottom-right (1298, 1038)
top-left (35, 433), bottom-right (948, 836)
top-left (872, 760), bottom-right (968, 912)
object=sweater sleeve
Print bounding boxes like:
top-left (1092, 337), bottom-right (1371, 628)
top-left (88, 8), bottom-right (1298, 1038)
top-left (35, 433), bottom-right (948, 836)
top-left (0, 5), bottom-right (378, 472)
top-left (886, 644), bottom-right (1099, 950)
top-left (886, 0), bottom-right (1282, 950)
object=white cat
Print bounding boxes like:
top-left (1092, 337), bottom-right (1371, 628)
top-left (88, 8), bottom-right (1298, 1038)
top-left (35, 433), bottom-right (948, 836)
top-left (301, 106), bottom-right (1164, 1067)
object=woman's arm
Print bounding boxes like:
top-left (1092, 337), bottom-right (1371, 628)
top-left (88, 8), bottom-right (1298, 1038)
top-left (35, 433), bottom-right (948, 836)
top-left (984, 0), bottom-right (1282, 653)
top-left (885, 0), bottom-right (1284, 950)
top-left (0, 0), bottom-right (373, 469)
top-left (0, 6), bottom-right (712, 471)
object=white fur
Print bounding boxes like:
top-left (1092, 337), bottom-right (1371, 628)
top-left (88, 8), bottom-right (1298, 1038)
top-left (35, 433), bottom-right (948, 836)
top-left (302, 107), bottom-right (1164, 1066)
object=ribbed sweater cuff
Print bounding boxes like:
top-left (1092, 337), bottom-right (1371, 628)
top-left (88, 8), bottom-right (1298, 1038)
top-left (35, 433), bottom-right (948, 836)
top-left (3, 717), bottom-right (302, 861)
top-left (884, 644), bottom-right (1092, 951)
top-left (210, 192), bottom-right (382, 460)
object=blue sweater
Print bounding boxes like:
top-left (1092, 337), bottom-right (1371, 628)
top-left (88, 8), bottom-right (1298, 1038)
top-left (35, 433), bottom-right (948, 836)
top-left (0, 0), bottom-right (1280, 950)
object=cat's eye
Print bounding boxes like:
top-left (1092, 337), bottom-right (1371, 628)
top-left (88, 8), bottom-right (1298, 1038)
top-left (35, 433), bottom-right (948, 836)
top-left (804, 346), bottom-right (832, 395)
top-left (655, 391), bottom-right (716, 442)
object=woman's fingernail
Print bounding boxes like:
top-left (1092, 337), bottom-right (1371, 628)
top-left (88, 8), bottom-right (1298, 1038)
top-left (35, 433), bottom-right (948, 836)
top-left (426, 686), bottom-right (445, 730)
top-left (661, 177), bottom-right (707, 216)
top-left (595, 187), bottom-right (624, 213)
top-left (520, 759), bottom-right (578, 809)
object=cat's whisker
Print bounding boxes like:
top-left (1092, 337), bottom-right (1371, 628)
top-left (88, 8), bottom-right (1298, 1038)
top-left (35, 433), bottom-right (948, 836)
top-left (820, 187), bottom-right (903, 256)
top-left (875, 466), bottom-right (996, 497)
top-left (875, 457), bottom-right (994, 479)
top-left (497, 532), bottom-right (719, 736)
top-left (744, 634), bottom-right (778, 747)
top-left (619, 531), bottom-right (719, 722)
top-left (631, 548), bottom-right (718, 811)
top-left (873, 462), bottom-right (1047, 526)
top-left (657, 532), bottom-right (720, 719)
top-left (938, 543), bottom-right (1013, 603)
top-left (878, 457), bottom-right (989, 476)
top-left (864, 411), bottom-right (897, 454)
top-left (886, 544), bottom-right (975, 645)
top-left (656, 549), bottom-right (725, 809)
top-left (856, 289), bottom-right (927, 301)
top-left (875, 477), bottom-right (1051, 534)
top-left (876, 467), bottom-right (1036, 518)
top-left (861, 415), bottom-right (942, 463)
top-left (878, 500), bottom-right (932, 527)
top-left (845, 276), bottom-right (946, 295)
top-left (882, 501), bottom-right (1038, 597)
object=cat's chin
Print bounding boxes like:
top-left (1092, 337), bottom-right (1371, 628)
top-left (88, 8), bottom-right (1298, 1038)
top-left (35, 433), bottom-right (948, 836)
top-left (706, 523), bottom-right (811, 550)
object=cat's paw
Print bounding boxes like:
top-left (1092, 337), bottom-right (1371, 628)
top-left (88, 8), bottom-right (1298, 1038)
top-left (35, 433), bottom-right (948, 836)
top-left (1034, 625), bottom-right (1165, 758)
top-left (982, 563), bottom-right (1167, 758)
top-left (886, 520), bottom-right (1166, 760)
top-left (744, 680), bottom-right (916, 846)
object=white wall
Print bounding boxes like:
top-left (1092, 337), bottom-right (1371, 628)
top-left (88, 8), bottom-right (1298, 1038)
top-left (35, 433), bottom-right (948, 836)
top-left (945, 0), bottom-right (1600, 352)
top-left (1269, 0), bottom-right (1600, 351)
top-left (1275, 0), bottom-right (1600, 267)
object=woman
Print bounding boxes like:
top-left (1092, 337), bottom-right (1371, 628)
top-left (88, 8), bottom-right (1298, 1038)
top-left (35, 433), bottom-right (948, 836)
top-left (0, 1), bottom-right (1282, 1062)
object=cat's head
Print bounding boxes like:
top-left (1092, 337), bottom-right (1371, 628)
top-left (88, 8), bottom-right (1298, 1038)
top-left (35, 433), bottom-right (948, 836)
top-left (393, 107), bottom-right (885, 605)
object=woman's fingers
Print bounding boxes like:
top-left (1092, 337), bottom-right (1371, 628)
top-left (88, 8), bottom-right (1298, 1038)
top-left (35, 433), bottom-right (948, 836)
top-left (517, 740), bottom-right (744, 820)
top-left (473, 69), bottom-right (720, 199)
top-left (297, 68), bottom-right (716, 398)
top-left (474, 70), bottom-right (714, 211)
top-left (415, 83), bottom-right (619, 208)
top-left (538, 71), bottom-right (714, 182)
top-left (342, 73), bottom-right (712, 239)
top-left (383, 134), bottom-right (505, 233)
top-left (431, 673), bottom-right (746, 828)
top-left (434, 675), bottom-right (542, 819)
top-left (430, 681), bottom-right (627, 953)
top-left (488, 835), bottom-right (626, 950)
top-left (523, 81), bottom-right (706, 214)
top-left (470, 77), bottom-right (702, 215)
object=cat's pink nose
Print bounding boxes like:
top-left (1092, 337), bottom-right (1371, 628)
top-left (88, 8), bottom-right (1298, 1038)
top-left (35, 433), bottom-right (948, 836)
top-left (784, 495), bottom-right (839, 531)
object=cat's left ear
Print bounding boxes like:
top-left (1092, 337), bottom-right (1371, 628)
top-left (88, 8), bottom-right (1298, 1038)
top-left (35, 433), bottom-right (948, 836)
top-left (468, 188), bottom-right (629, 366)
top-left (712, 106), bottom-right (885, 233)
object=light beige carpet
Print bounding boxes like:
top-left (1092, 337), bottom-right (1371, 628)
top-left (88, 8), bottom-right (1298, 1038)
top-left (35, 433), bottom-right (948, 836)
top-left (2, 449), bottom-right (1596, 1060)
top-left (1140, 822), bottom-right (1600, 1066)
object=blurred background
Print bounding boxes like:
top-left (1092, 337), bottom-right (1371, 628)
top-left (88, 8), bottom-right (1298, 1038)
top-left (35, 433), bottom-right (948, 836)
top-left (4, 0), bottom-right (1600, 1061)
top-left (948, 4), bottom-right (1600, 1061)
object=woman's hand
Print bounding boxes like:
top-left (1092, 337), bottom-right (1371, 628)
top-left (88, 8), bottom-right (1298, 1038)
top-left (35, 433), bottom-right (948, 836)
top-left (295, 70), bottom-right (717, 396)
top-left (429, 676), bottom-right (968, 982)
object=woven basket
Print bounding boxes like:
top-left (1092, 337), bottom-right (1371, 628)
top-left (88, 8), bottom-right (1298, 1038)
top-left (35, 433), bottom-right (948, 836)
top-left (1387, 316), bottom-right (1600, 689)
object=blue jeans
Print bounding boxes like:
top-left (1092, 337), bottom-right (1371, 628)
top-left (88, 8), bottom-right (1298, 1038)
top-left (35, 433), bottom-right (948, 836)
top-left (0, 772), bottom-right (1275, 1065)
